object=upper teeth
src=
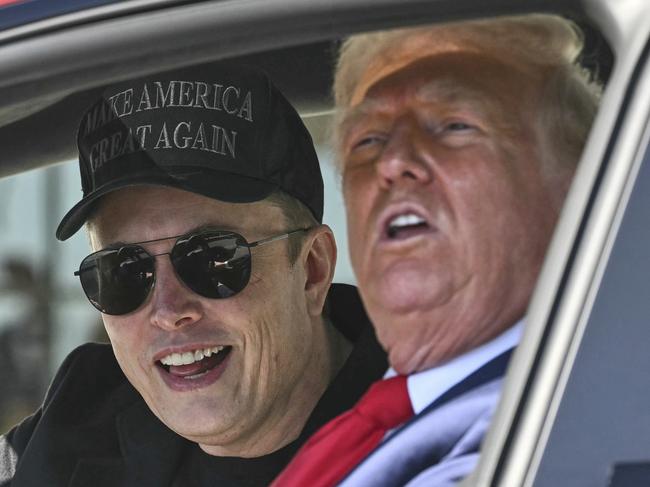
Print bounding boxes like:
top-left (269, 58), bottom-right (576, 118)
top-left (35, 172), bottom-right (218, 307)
top-left (159, 346), bottom-right (225, 366)
top-left (389, 213), bottom-right (426, 229)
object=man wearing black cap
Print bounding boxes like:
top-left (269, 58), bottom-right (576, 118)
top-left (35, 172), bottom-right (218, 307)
top-left (0, 64), bottom-right (386, 486)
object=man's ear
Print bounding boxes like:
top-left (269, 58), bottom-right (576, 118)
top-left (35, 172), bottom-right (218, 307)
top-left (300, 225), bottom-right (337, 317)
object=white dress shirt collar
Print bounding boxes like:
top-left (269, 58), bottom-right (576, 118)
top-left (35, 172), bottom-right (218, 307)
top-left (385, 321), bottom-right (522, 414)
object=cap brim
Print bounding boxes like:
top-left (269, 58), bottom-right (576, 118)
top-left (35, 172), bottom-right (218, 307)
top-left (56, 171), bottom-right (277, 241)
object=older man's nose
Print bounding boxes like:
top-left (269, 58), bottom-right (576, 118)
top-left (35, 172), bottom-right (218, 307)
top-left (149, 257), bottom-right (203, 331)
top-left (376, 123), bottom-right (432, 189)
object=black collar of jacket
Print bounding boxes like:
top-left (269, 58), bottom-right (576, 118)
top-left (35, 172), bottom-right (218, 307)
top-left (70, 398), bottom-right (187, 487)
top-left (11, 350), bottom-right (188, 487)
top-left (9, 283), bottom-right (384, 487)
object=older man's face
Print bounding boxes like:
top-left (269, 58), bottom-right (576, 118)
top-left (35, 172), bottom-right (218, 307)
top-left (89, 186), bottom-right (322, 455)
top-left (341, 51), bottom-right (565, 374)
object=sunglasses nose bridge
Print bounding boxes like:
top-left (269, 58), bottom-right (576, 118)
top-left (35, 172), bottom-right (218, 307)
top-left (148, 250), bottom-right (181, 286)
top-left (149, 250), bottom-right (189, 287)
top-left (150, 250), bottom-right (172, 259)
top-left (147, 254), bottom-right (204, 331)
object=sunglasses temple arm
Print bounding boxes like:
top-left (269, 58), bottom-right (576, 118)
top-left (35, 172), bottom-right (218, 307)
top-left (74, 266), bottom-right (96, 276)
top-left (248, 227), bottom-right (311, 248)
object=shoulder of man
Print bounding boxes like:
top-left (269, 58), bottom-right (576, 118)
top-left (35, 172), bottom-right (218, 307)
top-left (4, 342), bottom-right (125, 444)
top-left (42, 342), bottom-right (130, 416)
top-left (0, 342), bottom-right (134, 483)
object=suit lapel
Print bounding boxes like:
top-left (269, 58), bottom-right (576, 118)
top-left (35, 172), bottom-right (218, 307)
top-left (339, 348), bottom-right (514, 486)
top-left (416, 347), bottom-right (513, 416)
top-left (339, 378), bottom-right (505, 487)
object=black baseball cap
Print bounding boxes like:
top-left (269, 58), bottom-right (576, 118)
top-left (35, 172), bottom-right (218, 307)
top-left (56, 62), bottom-right (323, 241)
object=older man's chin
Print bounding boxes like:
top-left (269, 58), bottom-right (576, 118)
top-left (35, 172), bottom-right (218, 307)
top-left (366, 311), bottom-right (429, 373)
top-left (362, 270), bottom-right (454, 314)
top-left (383, 336), bottom-right (439, 375)
top-left (371, 307), bottom-right (479, 375)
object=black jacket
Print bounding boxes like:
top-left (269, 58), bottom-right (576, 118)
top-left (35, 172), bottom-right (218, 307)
top-left (0, 284), bottom-right (386, 487)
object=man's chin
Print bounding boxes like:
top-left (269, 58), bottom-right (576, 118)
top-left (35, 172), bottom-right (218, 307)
top-left (385, 339), bottom-right (453, 375)
top-left (369, 311), bottom-right (426, 373)
top-left (372, 312), bottom-right (462, 374)
top-left (385, 341), bottom-right (430, 375)
top-left (363, 264), bottom-right (454, 311)
top-left (365, 284), bottom-right (421, 316)
top-left (166, 413), bottom-right (229, 444)
top-left (148, 396), bottom-right (231, 442)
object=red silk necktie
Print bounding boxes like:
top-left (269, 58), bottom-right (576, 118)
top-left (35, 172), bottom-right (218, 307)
top-left (272, 375), bottom-right (414, 487)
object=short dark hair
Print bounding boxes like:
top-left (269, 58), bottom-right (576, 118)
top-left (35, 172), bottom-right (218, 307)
top-left (265, 190), bottom-right (319, 264)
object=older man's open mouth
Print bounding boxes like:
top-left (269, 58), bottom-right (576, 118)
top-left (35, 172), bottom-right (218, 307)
top-left (382, 208), bottom-right (435, 242)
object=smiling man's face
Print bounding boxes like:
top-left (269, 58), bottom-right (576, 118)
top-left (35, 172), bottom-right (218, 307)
top-left (89, 186), bottom-right (324, 456)
top-left (341, 49), bottom-right (565, 374)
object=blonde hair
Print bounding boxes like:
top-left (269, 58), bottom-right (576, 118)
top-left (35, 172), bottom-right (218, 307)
top-left (333, 14), bottom-right (603, 174)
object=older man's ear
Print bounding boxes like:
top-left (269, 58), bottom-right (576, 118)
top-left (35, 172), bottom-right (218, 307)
top-left (300, 225), bottom-right (337, 317)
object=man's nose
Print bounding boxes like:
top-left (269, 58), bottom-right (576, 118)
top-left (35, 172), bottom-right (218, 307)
top-left (376, 121), bottom-right (433, 189)
top-left (148, 256), bottom-right (203, 331)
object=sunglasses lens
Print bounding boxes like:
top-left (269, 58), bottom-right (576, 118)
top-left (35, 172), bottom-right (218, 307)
top-left (172, 232), bottom-right (252, 299)
top-left (77, 246), bottom-right (154, 315)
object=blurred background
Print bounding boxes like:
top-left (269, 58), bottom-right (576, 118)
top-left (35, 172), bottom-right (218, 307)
top-left (0, 142), bottom-right (352, 433)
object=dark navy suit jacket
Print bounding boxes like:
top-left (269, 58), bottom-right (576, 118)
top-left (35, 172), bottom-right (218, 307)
top-left (339, 349), bottom-right (513, 487)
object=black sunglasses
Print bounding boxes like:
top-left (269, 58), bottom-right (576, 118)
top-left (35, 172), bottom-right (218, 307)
top-left (74, 228), bottom-right (310, 316)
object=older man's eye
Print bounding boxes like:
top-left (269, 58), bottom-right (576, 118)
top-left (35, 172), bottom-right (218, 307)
top-left (445, 121), bottom-right (474, 132)
top-left (351, 134), bottom-right (385, 150)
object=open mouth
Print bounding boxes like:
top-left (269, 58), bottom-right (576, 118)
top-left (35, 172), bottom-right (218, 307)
top-left (385, 212), bottom-right (431, 240)
top-left (157, 346), bottom-right (233, 380)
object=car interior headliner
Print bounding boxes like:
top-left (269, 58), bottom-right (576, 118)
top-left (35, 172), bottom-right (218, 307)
top-left (0, 0), bottom-right (600, 179)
